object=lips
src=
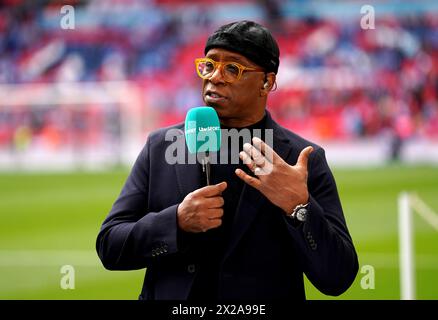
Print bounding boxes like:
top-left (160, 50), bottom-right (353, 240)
top-left (204, 90), bottom-right (227, 104)
top-left (205, 90), bottom-right (226, 98)
top-left (208, 92), bottom-right (222, 98)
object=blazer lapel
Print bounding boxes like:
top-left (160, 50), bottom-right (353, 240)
top-left (173, 130), bottom-right (203, 199)
top-left (224, 112), bottom-right (293, 261)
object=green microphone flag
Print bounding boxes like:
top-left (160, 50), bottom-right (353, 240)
top-left (185, 106), bottom-right (221, 185)
top-left (185, 106), bottom-right (221, 154)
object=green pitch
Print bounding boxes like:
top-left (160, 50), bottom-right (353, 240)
top-left (0, 165), bottom-right (437, 299)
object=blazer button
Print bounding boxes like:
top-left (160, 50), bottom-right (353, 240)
top-left (187, 264), bottom-right (196, 274)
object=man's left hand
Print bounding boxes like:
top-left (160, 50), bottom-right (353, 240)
top-left (235, 137), bottom-right (313, 215)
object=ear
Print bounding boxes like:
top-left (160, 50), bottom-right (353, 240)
top-left (260, 73), bottom-right (276, 97)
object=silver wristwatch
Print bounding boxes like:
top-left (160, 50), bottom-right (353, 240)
top-left (289, 203), bottom-right (309, 222)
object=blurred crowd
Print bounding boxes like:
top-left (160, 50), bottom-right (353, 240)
top-left (0, 0), bottom-right (437, 154)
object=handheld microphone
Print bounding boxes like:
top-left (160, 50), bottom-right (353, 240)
top-left (185, 107), bottom-right (221, 185)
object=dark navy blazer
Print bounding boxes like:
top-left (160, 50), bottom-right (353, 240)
top-left (96, 111), bottom-right (359, 300)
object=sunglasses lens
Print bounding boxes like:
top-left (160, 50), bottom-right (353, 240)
top-left (197, 60), bottom-right (214, 77)
top-left (224, 64), bottom-right (239, 79)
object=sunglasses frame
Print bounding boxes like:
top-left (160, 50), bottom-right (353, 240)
top-left (194, 57), bottom-right (265, 83)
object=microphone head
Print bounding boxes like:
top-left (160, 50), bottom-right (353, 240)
top-left (185, 106), bottom-right (221, 154)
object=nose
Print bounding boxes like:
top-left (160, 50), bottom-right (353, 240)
top-left (209, 65), bottom-right (226, 85)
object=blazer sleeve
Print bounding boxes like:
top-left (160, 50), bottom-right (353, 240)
top-left (283, 147), bottom-right (359, 296)
top-left (96, 135), bottom-right (179, 270)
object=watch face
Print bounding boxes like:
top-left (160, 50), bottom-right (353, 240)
top-left (296, 208), bottom-right (307, 222)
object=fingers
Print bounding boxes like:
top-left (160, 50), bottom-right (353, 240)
top-left (239, 150), bottom-right (257, 172)
top-left (204, 196), bottom-right (224, 209)
top-left (195, 181), bottom-right (227, 197)
top-left (240, 143), bottom-right (273, 175)
top-left (207, 208), bottom-right (224, 219)
top-left (296, 146), bottom-right (314, 169)
top-left (178, 184), bottom-right (226, 233)
top-left (235, 168), bottom-right (262, 190)
top-left (206, 218), bottom-right (222, 230)
top-left (240, 137), bottom-right (281, 174)
top-left (243, 142), bottom-right (267, 167)
top-left (199, 209), bottom-right (223, 232)
top-left (251, 137), bottom-right (281, 164)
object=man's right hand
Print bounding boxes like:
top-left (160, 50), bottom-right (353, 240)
top-left (177, 182), bottom-right (227, 233)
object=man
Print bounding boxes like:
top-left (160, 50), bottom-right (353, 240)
top-left (96, 20), bottom-right (358, 300)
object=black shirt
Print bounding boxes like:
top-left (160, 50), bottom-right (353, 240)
top-left (187, 114), bottom-right (267, 301)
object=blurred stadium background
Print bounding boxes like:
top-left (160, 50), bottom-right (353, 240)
top-left (0, 0), bottom-right (437, 299)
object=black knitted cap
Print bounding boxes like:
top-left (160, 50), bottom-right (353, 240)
top-left (204, 20), bottom-right (280, 74)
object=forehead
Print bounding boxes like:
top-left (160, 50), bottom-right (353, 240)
top-left (205, 48), bottom-right (253, 65)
